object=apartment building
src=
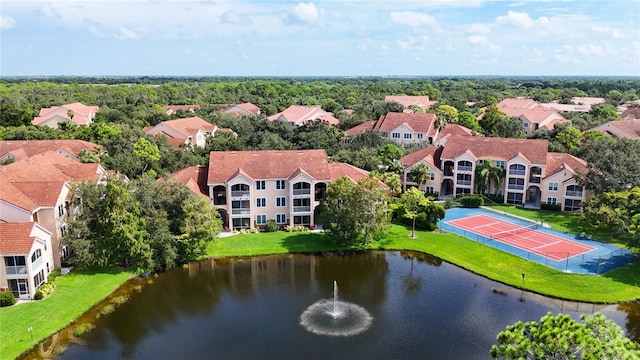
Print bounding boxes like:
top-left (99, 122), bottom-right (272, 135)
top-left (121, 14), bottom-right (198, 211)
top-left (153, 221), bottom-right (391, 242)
top-left (400, 136), bottom-right (587, 211)
top-left (144, 116), bottom-right (218, 148)
top-left (496, 98), bottom-right (569, 135)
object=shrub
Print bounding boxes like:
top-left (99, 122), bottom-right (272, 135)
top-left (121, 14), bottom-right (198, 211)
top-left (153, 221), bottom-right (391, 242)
top-left (109, 294), bottom-right (130, 306)
top-left (34, 289), bottom-right (45, 300)
top-left (0, 291), bottom-right (16, 307)
top-left (443, 198), bottom-right (454, 209)
top-left (100, 304), bottom-right (115, 316)
top-left (34, 282), bottom-right (55, 300)
top-left (460, 195), bottom-right (484, 208)
top-left (285, 225), bottom-right (309, 232)
top-left (73, 323), bottom-right (95, 336)
top-left (48, 268), bottom-right (61, 283)
top-left (264, 220), bottom-right (279, 232)
top-left (541, 203), bottom-right (561, 211)
top-left (484, 194), bottom-right (504, 204)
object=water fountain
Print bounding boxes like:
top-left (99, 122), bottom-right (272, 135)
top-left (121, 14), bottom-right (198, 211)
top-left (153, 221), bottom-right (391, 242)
top-left (299, 281), bottom-right (373, 336)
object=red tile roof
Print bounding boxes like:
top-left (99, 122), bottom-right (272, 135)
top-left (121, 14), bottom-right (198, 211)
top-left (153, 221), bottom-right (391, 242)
top-left (435, 123), bottom-right (478, 142)
top-left (621, 108), bottom-right (640, 120)
top-left (345, 121), bottom-right (376, 136)
top-left (207, 150), bottom-right (331, 184)
top-left (440, 135), bottom-right (548, 165)
top-left (165, 165), bottom-right (210, 198)
top-left (328, 162), bottom-right (388, 188)
top-left (373, 112), bottom-right (438, 136)
top-left (267, 105), bottom-right (340, 126)
top-left (399, 146), bottom-right (443, 169)
top-left (227, 103), bottom-right (261, 115)
top-left (33, 102), bottom-right (99, 126)
top-left (156, 117), bottom-right (216, 136)
top-left (162, 105), bottom-right (202, 113)
top-left (544, 152), bottom-right (587, 179)
top-left (384, 96), bottom-right (437, 110)
top-left (0, 140), bottom-right (99, 160)
top-left (0, 222), bottom-right (43, 255)
top-left (497, 98), bottom-right (538, 110)
top-left (591, 119), bottom-right (640, 139)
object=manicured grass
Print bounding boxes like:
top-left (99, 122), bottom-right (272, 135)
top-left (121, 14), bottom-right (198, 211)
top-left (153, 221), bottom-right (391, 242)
top-left (0, 268), bottom-right (133, 360)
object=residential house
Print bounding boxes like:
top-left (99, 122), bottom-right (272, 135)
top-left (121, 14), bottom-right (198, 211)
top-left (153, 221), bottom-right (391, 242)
top-left (496, 98), bottom-right (569, 135)
top-left (621, 108), bottom-right (640, 120)
top-left (162, 105), bottom-right (202, 115)
top-left (540, 97), bottom-right (604, 113)
top-left (346, 112), bottom-right (439, 147)
top-left (224, 103), bottom-right (261, 117)
top-left (0, 151), bottom-right (108, 267)
top-left (399, 136), bottom-right (588, 211)
top-left (0, 139), bottom-right (99, 164)
top-left (144, 116), bottom-right (218, 148)
top-left (0, 222), bottom-right (54, 300)
top-left (32, 102), bottom-right (99, 128)
top-left (384, 95), bottom-right (437, 112)
top-left (163, 165), bottom-right (210, 200)
top-left (588, 119), bottom-right (640, 139)
top-left (205, 150), bottom-right (378, 230)
top-left (267, 105), bottom-right (340, 127)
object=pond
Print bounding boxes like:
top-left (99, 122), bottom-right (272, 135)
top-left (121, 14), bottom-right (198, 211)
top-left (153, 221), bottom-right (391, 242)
top-left (25, 251), bottom-right (640, 360)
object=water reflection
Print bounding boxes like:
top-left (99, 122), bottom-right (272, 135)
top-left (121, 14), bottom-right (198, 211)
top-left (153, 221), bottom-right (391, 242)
top-left (21, 251), bottom-right (640, 360)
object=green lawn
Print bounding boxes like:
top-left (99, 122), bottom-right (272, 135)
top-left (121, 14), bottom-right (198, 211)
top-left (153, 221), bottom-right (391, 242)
top-left (0, 268), bottom-right (133, 360)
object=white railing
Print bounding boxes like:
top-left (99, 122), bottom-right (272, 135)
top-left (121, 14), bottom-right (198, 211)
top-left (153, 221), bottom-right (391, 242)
top-left (31, 257), bottom-right (43, 270)
top-left (231, 208), bottom-right (251, 215)
top-left (5, 265), bottom-right (27, 275)
top-left (293, 206), bottom-right (311, 213)
top-left (231, 191), bottom-right (250, 197)
top-left (457, 166), bottom-right (473, 172)
top-left (565, 190), bottom-right (583, 197)
top-left (456, 180), bottom-right (472, 186)
top-left (509, 170), bottom-right (526, 176)
top-left (293, 189), bottom-right (311, 195)
top-left (508, 184), bottom-right (525, 190)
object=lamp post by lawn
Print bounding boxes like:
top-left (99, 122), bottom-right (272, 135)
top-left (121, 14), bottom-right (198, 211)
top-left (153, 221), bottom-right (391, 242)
top-left (519, 273), bottom-right (526, 302)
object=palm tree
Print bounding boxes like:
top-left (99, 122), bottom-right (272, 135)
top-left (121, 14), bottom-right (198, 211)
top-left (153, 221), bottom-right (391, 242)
top-left (475, 158), bottom-right (506, 195)
top-left (408, 163), bottom-right (431, 192)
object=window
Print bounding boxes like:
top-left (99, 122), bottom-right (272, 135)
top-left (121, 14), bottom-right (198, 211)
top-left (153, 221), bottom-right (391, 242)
top-left (564, 199), bottom-right (582, 212)
top-left (523, 122), bottom-right (529, 128)
top-left (256, 181), bottom-right (266, 190)
top-left (457, 160), bottom-right (473, 172)
top-left (276, 213), bottom-right (287, 224)
top-left (403, 133), bottom-right (412, 139)
top-left (429, 172), bottom-right (435, 181)
top-left (417, 133), bottom-right (423, 139)
top-left (60, 225), bottom-right (67, 237)
top-left (565, 185), bottom-right (583, 198)
top-left (31, 249), bottom-right (41, 263)
top-left (508, 178), bottom-right (525, 190)
top-left (506, 192), bottom-right (523, 205)
top-left (382, 132), bottom-right (389, 137)
top-left (34, 269), bottom-right (45, 288)
top-left (546, 197), bottom-right (557, 205)
top-left (425, 186), bottom-right (435, 194)
top-left (276, 197), bottom-right (286, 207)
top-left (276, 180), bottom-right (286, 190)
top-left (256, 215), bottom-right (267, 225)
top-left (495, 160), bottom-right (505, 168)
top-left (508, 164), bottom-right (526, 176)
top-left (392, 132), bottom-right (400, 139)
top-left (256, 198), bottom-right (266, 207)
top-left (58, 204), bottom-right (64, 217)
top-left (548, 182), bottom-right (558, 191)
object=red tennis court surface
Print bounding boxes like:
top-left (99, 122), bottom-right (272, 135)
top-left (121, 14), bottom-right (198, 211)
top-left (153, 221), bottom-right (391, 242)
top-left (446, 215), bottom-right (595, 261)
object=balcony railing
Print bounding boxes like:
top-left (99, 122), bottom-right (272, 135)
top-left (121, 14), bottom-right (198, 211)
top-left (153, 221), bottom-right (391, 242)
top-left (293, 206), bottom-right (311, 213)
top-left (565, 190), bottom-right (583, 197)
top-left (231, 191), bottom-right (250, 198)
top-left (293, 189), bottom-right (311, 196)
top-left (231, 208), bottom-right (251, 215)
top-left (509, 170), bottom-right (526, 176)
top-left (456, 180), bottom-right (472, 186)
top-left (457, 166), bottom-right (473, 172)
top-left (528, 178), bottom-right (541, 184)
top-left (32, 257), bottom-right (43, 270)
top-left (5, 265), bottom-right (27, 275)
top-left (507, 184), bottom-right (525, 190)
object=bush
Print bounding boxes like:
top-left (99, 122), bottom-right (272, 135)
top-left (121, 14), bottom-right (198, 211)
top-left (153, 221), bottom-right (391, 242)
top-left (541, 203), bottom-right (561, 211)
top-left (483, 194), bottom-right (504, 204)
top-left (0, 291), bottom-right (16, 307)
top-left (264, 220), bottom-right (279, 232)
top-left (285, 225), bottom-right (309, 232)
top-left (34, 289), bottom-right (45, 300)
top-left (443, 198), bottom-right (454, 209)
top-left (460, 195), bottom-right (484, 208)
top-left (48, 268), bottom-right (61, 283)
top-left (34, 282), bottom-right (55, 300)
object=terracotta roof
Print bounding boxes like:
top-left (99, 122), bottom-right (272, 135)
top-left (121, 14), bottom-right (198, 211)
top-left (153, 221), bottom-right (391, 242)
top-left (0, 178), bottom-right (38, 211)
top-left (544, 152), bottom-right (588, 179)
top-left (0, 139), bottom-right (99, 160)
top-left (621, 108), bottom-right (640, 120)
top-left (384, 96), bottom-right (437, 110)
top-left (267, 105), bottom-right (340, 126)
top-left (328, 162), bottom-right (387, 188)
top-left (590, 119), bottom-right (640, 139)
top-left (162, 105), bottom-right (202, 112)
top-left (11, 181), bottom-right (67, 207)
top-left (155, 117), bottom-right (216, 136)
top-left (373, 112), bottom-right (438, 136)
top-left (399, 146), bottom-right (443, 169)
top-left (226, 103), bottom-right (260, 115)
top-left (208, 150), bottom-right (331, 184)
top-left (0, 222), bottom-right (43, 255)
top-left (166, 165), bottom-right (210, 198)
top-left (440, 135), bottom-right (548, 165)
top-left (345, 121), bottom-right (376, 136)
top-left (33, 102), bottom-right (99, 126)
top-left (497, 98), bottom-right (538, 110)
top-left (435, 123), bottom-right (477, 142)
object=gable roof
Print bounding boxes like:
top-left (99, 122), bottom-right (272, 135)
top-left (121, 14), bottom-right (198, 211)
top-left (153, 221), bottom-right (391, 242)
top-left (621, 108), bottom-right (640, 120)
top-left (207, 150), bottom-right (331, 184)
top-left (267, 105), bottom-right (340, 126)
top-left (497, 98), bottom-right (538, 110)
top-left (151, 117), bottom-right (216, 137)
top-left (589, 119), bottom-right (640, 139)
top-left (440, 135), bottom-right (548, 165)
top-left (33, 102), bottom-right (99, 126)
top-left (328, 162), bottom-right (388, 188)
top-left (0, 139), bottom-right (99, 161)
top-left (544, 152), bottom-right (588, 179)
top-left (0, 222), bottom-right (49, 255)
top-left (225, 103), bottom-right (261, 115)
top-left (345, 121), bottom-right (376, 136)
top-left (384, 95), bottom-right (437, 110)
top-left (373, 112), bottom-right (438, 135)
top-left (435, 123), bottom-right (478, 142)
top-left (165, 165), bottom-right (210, 198)
top-left (162, 105), bottom-right (202, 114)
top-left (399, 146), bottom-right (443, 169)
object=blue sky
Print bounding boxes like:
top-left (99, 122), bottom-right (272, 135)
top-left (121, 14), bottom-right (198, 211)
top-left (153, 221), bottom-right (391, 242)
top-left (1, 1), bottom-right (639, 76)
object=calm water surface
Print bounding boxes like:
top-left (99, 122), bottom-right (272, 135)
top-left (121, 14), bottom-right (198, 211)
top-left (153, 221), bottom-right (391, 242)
top-left (31, 251), bottom-right (639, 360)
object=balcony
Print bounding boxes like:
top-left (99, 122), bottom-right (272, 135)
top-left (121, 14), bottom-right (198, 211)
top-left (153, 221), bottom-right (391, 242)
top-left (565, 190), bottom-right (583, 198)
top-left (231, 190), bottom-right (250, 198)
top-left (32, 257), bottom-right (43, 270)
top-left (456, 180), bottom-right (472, 186)
top-left (231, 208), bottom-right (251, 215)
top-left (293, 189), bottom-right (311, 196)
top-left (507, 184), bottom-right (525, 190)
top-left (5, 265), bottom-right (27, 275)
top-left (293, 206), bottom-right (311, 213)
top-left (457, 166), bottom-right (473, 172)
top-left (509, 170), bottom-right (526, 176)
top-left (528, 178), bottom-right (541, 184)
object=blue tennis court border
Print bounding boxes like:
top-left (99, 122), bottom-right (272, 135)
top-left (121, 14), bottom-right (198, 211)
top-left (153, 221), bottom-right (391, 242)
top-left (437, 207), bottom-right (637, 275)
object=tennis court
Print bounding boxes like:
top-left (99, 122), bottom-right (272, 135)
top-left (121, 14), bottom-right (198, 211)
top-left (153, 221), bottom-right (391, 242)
top-left (438, 207), bottom-right (636, 274)
top-left (446, 214), bottom-right (594, 261)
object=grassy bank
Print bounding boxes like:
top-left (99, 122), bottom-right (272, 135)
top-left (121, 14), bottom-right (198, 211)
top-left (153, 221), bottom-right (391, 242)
top-left (0, 268), bottom-right (133, 360)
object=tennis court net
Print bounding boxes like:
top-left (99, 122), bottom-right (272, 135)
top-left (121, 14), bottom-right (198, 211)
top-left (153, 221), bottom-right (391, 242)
top-left (490, 223), bottom-right (539, 240)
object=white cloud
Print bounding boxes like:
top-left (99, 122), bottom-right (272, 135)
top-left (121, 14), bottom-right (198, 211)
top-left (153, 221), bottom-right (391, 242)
top-left (576, 44), bottom-right (604, 56)
top-left (592, 26), bottom-right (625, 39)
top-left (495, 10), bottom-right (549, 29)
top-left (467, 23), bottom-right (490, 35)
top-left (397, 35), bottom-right (429, 52)
top-left (114, 27), bottom-right (138, 40)
top-left (220, 11), bottom-right (250, 25)
top-left (390, 11), bottom-right (440, 31)
top-left (467, 35), bottom-right (488, 46)
top-left (0, 16), bottom-right (16, 29)
top-left (293, 2), bottom-right (319, 24)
